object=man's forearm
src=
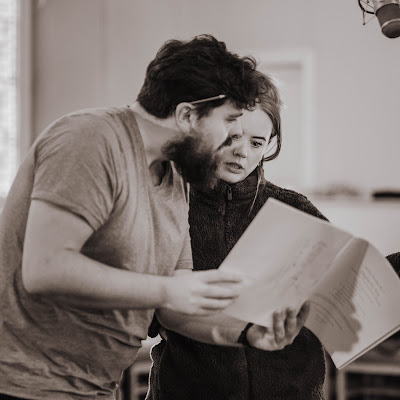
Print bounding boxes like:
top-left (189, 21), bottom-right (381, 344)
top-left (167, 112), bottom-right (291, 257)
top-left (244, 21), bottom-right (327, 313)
top-left (156, 308), bottom-right (246, 346)
top-left (23, 248), bottom-right (169, 309)
top-left (22, 200), bottom-right (243, 314)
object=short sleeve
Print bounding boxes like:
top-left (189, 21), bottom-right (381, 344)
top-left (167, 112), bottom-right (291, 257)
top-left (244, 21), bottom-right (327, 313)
top-left (31, 115), bottom-right (119, 231)
top-left (175, 217), bottom-right (193, 271)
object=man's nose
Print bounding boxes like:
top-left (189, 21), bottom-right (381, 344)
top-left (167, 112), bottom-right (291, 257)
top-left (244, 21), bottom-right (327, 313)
top-left (218, 120), bottom-right (243, 150)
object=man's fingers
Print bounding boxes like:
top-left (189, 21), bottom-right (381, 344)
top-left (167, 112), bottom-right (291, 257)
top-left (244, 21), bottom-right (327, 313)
top-left (198, 297), bottom-right (235, 311)
top-left (197, 269), bottom-right (244, 284)
top-left (201, 283), bottom-right (242, 299)
top-left (194, 270), bottom-right (245, 299)
top-left (176, 297), bottom-right (236, 316)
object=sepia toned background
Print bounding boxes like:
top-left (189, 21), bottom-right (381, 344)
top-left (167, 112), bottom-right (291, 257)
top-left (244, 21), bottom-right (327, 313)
top-left (1, 1), bottom-right (400, 398)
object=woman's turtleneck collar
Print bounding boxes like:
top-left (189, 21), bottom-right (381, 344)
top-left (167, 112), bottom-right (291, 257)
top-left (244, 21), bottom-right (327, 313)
top-left (191, 168), bottom-right (266, 202)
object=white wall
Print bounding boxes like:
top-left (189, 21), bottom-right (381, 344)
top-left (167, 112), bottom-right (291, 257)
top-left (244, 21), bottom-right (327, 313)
top-left (33, 0), bottom-right (107, 130)
top-left (32, 0), bottom-right (400, 193)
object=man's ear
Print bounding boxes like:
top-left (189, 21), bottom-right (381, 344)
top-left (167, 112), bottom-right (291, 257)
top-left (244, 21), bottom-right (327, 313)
top-left (175, 102), bottom-right (196, 133)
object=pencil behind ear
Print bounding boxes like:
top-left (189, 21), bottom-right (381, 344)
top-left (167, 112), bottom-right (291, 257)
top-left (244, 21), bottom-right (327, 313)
top-left (175, 102), bottom-right (195, 133)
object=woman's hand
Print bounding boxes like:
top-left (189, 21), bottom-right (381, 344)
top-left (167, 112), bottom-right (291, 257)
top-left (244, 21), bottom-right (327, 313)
top-left (246, 301), bottom-right (310, 351)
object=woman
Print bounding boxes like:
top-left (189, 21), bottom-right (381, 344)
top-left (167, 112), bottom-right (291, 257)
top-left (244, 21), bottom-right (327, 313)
top-left (146, 77), bottom-right (328, 399)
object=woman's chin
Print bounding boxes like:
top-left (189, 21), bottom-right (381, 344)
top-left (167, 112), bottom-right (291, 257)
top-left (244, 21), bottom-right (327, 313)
top-left (217, 171), bottom-right (243, 184)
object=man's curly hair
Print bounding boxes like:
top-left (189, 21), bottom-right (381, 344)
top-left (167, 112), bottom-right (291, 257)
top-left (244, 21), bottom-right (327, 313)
top-left (137, 34), bottom-right (268, 118)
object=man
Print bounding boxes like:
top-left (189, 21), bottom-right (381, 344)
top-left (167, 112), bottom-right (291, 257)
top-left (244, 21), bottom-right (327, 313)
top-left (0, 35), bottom-right (305, 400)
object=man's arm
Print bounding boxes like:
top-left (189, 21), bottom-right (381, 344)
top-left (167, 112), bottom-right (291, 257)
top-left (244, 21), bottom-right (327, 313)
top-left (22, 200), bottom-right (243, 314)
top-left (156, 270), bottom-right (310, 351)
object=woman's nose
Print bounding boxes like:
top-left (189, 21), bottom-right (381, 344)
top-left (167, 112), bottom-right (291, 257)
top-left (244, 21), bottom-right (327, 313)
top-left (233, 142), bottom-right (247, 158)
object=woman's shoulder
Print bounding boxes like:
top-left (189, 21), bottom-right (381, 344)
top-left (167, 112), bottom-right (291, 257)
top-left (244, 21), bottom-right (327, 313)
top-left (386, 252), bottom-right (400, 277)
top-left (260, 181), bottom-right (328, 221)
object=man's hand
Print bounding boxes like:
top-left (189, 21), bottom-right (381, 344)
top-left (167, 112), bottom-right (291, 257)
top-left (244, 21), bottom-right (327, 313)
top-left (162, 270), bottom-right (244, 316)
top-left (247, 301), bottom-right (310, 351)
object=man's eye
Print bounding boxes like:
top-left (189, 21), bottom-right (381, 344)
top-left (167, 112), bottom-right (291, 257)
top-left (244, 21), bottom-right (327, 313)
top-left (231, 135), bottom-right (241, 140)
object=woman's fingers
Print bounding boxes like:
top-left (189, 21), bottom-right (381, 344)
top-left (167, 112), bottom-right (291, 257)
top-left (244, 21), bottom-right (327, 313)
top-left (273, 302), bottom-right (311, 346)
top-left (285, 307), bottom-right (298, 337)
top-left (297, 301), bottom-right (311, 327)
top-left (272, 310), bottom-right (286, 343)
top-left (246, 302), bottom-right (312, 351)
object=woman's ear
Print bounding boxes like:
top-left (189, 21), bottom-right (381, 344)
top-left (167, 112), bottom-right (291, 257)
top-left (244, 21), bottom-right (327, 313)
top-left (265, 135), bottom-right (277, 154)
top-left (175, 102), bottom-right (195, 133)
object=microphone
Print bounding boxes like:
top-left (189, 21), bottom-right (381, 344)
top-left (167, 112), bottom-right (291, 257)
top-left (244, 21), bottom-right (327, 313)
top-left (371, 0), bottom-right (400, 38)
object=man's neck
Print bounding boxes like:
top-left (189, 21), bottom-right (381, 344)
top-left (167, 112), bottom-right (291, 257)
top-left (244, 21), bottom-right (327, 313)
top-left (130, 102), bottom-right (179, 185)
top-left (130, 102), bottom-right (179, 166)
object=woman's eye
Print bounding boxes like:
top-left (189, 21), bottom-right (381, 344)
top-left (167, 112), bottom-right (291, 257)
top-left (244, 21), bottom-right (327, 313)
top-left (251, 141), bottom-right (263, 148)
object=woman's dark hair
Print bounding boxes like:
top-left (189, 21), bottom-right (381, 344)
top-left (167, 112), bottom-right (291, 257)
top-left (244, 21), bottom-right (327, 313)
top-left (137, 34), bottom-right (266, 118)
top-left (249, 74), bottom-right (283, 215)
top-left (257, 74), bottom-right (283, 163)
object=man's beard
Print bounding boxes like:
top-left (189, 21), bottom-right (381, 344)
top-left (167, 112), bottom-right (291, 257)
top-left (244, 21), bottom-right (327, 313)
top-left (162, 133), bottom-right (227, 188)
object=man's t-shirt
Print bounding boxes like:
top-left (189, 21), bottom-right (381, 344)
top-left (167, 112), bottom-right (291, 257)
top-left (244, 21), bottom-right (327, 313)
top-left (0, 106), bottom-right (192, 399)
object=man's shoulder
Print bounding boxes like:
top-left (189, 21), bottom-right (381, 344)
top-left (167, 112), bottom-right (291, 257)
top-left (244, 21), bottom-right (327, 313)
top-left (55, 106), bottom-right (128, 131)
top-left (38, 106), bottom-right (132, 149)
